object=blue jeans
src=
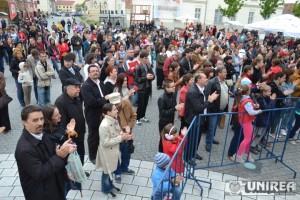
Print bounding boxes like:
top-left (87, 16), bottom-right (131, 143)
top-left (206, 115), bottom-right (220, 146)
top-left (101, 172), bottom-right (115, 194)
top-left (152, 186), bottom-right (182, 200)
top-left (37, 86), bottom-right (51, 107)
top-left (0, 56), bottom-right (4, 73)
top-left (51, 59), bottom-right (60, 74)
top-left (33, 77), bottom-right (38, 103)
top-left (73, 49), bottom-right (83, 63)
top-left (280, 107), bottom-right (293, 130)
top-left (14, 79), bottom-right (25, 107)
top-left (114, 142), bottom-right (131, 175)
top-left (228, 124), bottom-right (244, 156)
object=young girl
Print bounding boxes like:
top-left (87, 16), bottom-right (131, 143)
top-left (18, 62), bottom-right (33, 105)
top-left (161, 123), bottom-right (187, 174)
top-left (236, 85), bottom-right (262, 163)
top-left (250, 85), bottom-right (276, 154)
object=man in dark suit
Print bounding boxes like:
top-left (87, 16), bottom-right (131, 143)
top-left (81, 65), bottom-right (109, 164)
top-left (15, 105), bottom-right (76, 200)
top-left (184, 72), bottom-right (218, 165)
top-left (179, 48), bottom-right (200, 77)
top-left (58, 53), bottom-right (83, 92)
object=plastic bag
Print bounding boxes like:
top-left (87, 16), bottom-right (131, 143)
top-left (65, 151), bottom-right (87, 183)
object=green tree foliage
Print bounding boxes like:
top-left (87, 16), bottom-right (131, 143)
top-left (218, 0), bottom-right (245, 18)
top-left (293, 1), bottom-right (300, 18)
top-left (75, 4), bottom-right (81, 12)
top-left (259, 0), bottom-right (285, 19)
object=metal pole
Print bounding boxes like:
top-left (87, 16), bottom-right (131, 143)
top-left (203, 0), bottom-right (208, 28)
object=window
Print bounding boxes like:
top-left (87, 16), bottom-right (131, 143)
top-left (248, 12), bottom-right (254, 23)
top-left (229, 15), bottom-right (236, 21)
top-left (37, 0), bottom-right (40, 4)
top-left (195, 8), bottom-right (201, 19)
top-left (214, 9), bottom-right (223, 23)
top-left (63, 6), bottom-right (65, 8)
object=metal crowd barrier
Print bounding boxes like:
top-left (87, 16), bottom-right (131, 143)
top-left (151, 98), bottom-right (300, 199)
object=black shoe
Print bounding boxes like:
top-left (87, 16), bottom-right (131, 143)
top-left (85, 172), bottom-right (90, 177)
top-left (187, 159), bottom-right (197, 166)
top-left (195, 153), bottom-right (203, 160)
top-left (110, 192), bottom-right (116, 198)
top-left (250, 147), bottom-right (259, 155)
top-left (90, 159), bottom-right (95, 165)
top-left (113, 187), bottom-right (121, 193)
top-left (213, 140), bottom-right (219, 145)
top-left (255, 145), bottom-right (261, 152)
top-left (205, 144), bottom-right (211, 152)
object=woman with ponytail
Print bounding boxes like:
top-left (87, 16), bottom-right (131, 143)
top-left (235, 85), bottom-right (262, 163)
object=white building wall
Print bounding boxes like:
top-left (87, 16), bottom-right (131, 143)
top-left (37, 0), bottom-right (51, 13)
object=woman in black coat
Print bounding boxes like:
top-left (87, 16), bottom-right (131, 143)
top-left (0, 72), bottom-right (11, 132)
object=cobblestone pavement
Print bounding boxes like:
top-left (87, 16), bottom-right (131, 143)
top-left (0, 16), bottom-right (299, 199)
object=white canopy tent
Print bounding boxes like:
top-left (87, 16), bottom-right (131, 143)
top-left (244, 14), bottom-right (300, 37)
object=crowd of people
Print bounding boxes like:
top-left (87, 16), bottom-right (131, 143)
top-left (0, 15), bottom-right (300, 199)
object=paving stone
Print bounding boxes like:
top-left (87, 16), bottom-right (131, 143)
top-left (88, 171), bottom-right (101, 181)
top-left (13, 177), bottom-right (20, 186)
top-left (74, 189), bottom-right (94, 200)
top-left (0, 169), bottom-right (18, 177)
top-left (0, 197), bottom-right (15, 200)
top-left (90, 191), bottom-right (108, 200)
top-left (6, 155), bottom-right (15, 161)
top-left (208, 188), bottom-right (224, 199)
top-left (0, 161), bottom-right (15, 169)
top-left (223, 174), bottom-right (238, 181)
top-left (66, 190), bottom-right (78, 199)
top-left (183, 184), bottom-right (193, 194)
top-left (210, 179), bottom-right (225, 191)
top-left (0, 187), bottom-right (13, 197)
top-left (13, 198), bottom-right (26, 200)
top-left (121, 175), bottom-right (134, 184)
top-left (195, 169), bottom-right (209, 178)
top-left (185, 193), bottom-right (202, 200)
top-left (125, 195), bottom-right (142, 200)
top-left (121, 185), bottom-right (138, 196)
top-left (89, 181), bottom-right (101, 191)
top-left (192, 186), bottom-right (209, 198)
top-left (132, 176), bottom-right (148, 187)
top-left (136, 186), bottom-right (152, 198)
top-left (0, 154), bottom-right (9, 161)
top-left (82, 179), bottom-right (93, 190)
top-left (0, 177), bottom-right (17, 186)
top-left (9, 186), bottom-right (23, 197)
top-left (137, 169), bottom-right (152, 178)
top-left (207, 171), bottom-right (223, 181)
top-left (83, 163), bottom-right (96, 171)
top-left (140, 161), bottom-right (154, 170)
top-left (224, 195), bottom-right (242, 200)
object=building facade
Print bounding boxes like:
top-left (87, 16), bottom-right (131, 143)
top-left (56, 0), bottom-right (75, 12)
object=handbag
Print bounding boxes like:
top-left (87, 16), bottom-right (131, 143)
top-left (0, 94), bottom-right (13, 109)
top-left (128, 139), bottom-right (135, 154)
top-left (65, 151), bottom-right (87, 183)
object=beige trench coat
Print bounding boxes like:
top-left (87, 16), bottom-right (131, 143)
top-left (95, 115), bottom-right (122, 180)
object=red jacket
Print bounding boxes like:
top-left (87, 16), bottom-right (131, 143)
top-left (163, 56), bottom-right (175, 78)
top-left (57, 43), bottom-right (70, 60)
top-left (36, 42), bottom-right (45, 51)
top-left (238, 98), bottom-right (256, 124)
top-left (125, 59), bottom-right (139, 86)
top-left (179, 85), bottom-right (188, 117)
top-left (162, 135), bottom-right (185, 173)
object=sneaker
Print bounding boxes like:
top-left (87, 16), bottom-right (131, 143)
top-left (280, 129), bottom-right (287, 136)
top-left (115, 175), bottom-right (121, 183)
top-left (136, 120), bottom-right (142, 125)
top-left (122, 169), bottom-right (135, 175)
top-left (235, 155), bottom-right (245, 163)
top-left (289, 140), bottom-right (297, 145)
top-left (228, 155), bottom-right (235, 162)
top-left (140, 117), bottom-right (149, 122)
top-left (244, 154), bottom-right (255, 163)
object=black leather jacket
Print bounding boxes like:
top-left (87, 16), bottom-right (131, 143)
top-left (134, 64), bottom-right (155, 91)
top-left (158, 91), bottom-right (177, 123)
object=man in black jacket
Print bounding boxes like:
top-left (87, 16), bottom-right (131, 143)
top-left (55, 78), bottom-right (86, 164)
top-left (205, 66), bottom-right (229, 152)
top-left (179, 48), bottom-right (200, 77)
top-left (134, 51), bottom-right (155, 125)
top-left (157, 79), bottom-right (183, 152)
top-left (184, 72), bottom-right (218, 165)
top-left (81, 65), bottom-right (109, 164)
top-left (71, 31), bottom-right (83, 63)
top-left (59, 53), bottom-right (83, 92)
top-left (15, 105), bottom-right (76, 200)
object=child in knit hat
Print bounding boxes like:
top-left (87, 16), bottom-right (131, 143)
top-left (151, 153), bottom-right (183, 200)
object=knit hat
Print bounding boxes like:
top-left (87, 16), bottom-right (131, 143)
top-left (108, 92), bottom-right (121, 104)
top-left (241, 77), bottom-right (252, 86)
top-left (154, 153), bottom-right (170, 168)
